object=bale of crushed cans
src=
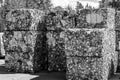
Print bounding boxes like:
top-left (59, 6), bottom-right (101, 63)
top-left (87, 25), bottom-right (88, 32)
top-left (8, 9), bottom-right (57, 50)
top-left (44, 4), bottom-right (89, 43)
top-left (62, 8), bottom-right (115, 29)
top-left (65, 28), bottom-right (117, 80)
top-left (4, 9), bottom-right (45, 31)
top-left (65, 29), bottom-right (103, 57)
top-left (64, 8), bottom-right (107, 29)
top-left (3, 9), bottom-right (47, 73)
top-left (3, 31), bottom-right (46, 73)
top-left (65, 8), bottom-right (117, 80)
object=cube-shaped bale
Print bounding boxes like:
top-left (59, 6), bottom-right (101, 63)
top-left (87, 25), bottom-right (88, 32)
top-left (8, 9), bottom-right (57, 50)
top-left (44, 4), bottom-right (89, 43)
top-left (74, 8), bottom-right (107, 28)
top-left (4, 9), bottom-right (45, 31)
top-left (46, 29), bottom-right (66, 71)
top-left (65, 8), bottom-right (115, 29)
top-left (65, 29), bottom-right (117, 80)
top-left (65, 29), bottom-right (103, 57)
top-left (3, 31), bottom-right (47, 73)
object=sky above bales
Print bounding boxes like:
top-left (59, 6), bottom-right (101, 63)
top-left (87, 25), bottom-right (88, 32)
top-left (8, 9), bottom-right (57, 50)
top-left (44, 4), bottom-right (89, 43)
top-left (51, 0), bottom-right (102, 9)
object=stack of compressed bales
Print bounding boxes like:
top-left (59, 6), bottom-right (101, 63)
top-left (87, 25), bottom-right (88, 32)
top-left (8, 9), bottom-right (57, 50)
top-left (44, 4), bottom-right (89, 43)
top-left (3, 0), bottom-right (66, 72)
top-left (65, 29), bottom-right (116, 80)
top-left (65, 29), bottom-right (103, 80)
top-left (60, 8), bottom-right (107, 29)
top-left (45, 13), bottom-right (66, 71)
top-left (3, 9), bottom-right (47, 73)
top-left (65, 8), bottom-right (117, 80)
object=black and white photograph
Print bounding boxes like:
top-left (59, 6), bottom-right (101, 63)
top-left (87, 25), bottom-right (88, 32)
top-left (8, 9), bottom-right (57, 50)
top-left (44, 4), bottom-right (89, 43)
top-left (0, 0), bottom-right (120, 80)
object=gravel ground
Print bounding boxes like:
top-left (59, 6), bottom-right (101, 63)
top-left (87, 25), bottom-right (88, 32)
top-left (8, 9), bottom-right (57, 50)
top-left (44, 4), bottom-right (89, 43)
top-left (0, 60), bottom-right (119, 80)
top-left (0, 60), bottom-right (38, 80)
top-left (0, 60), bottom-right (66, 80)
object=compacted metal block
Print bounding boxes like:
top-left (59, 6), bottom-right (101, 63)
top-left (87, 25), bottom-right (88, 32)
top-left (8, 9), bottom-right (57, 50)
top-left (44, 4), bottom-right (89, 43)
top-left (65, 29), bottom-right (103, 57)
top-left (4, 9), bottom-right (45, 31)
top-left (3, 9), bottom-right (47, 73)
top-left (3, 31), bottom-right (47, 73)
top-left (61, 8), bottom-right (114, 29)
top-left (65, 8), bottom-right (117, 80)
top-left (69, 8), bottom-right (107, 28)
top-left (65, 29), bottom-right (117, 80)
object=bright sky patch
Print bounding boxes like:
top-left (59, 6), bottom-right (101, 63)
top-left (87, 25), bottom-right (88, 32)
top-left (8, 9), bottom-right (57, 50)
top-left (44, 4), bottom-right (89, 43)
top-left (51, 0), bottom-right (101, 9)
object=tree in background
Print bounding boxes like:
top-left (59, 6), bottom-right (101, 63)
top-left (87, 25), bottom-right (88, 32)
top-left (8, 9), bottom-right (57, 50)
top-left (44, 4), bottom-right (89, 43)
top-left (76, 1), bottom-right (83, 10)
top-left (76, 1), bottom-right (83, 14)
top-left (85, 4), bottom-right (89, 9)
top-left (108, 0), bottom-right (120, 10)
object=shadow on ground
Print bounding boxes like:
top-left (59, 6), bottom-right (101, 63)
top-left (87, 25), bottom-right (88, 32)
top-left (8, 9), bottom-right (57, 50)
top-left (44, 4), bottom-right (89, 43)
top-left (1, 59), bottom-right (120, 80)
top-left (0, 60), bottom-right (66, 80)
top-left (0, 60), bottom-right (15, 74)
top-left (30, 71), bottom-right (66, 80)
